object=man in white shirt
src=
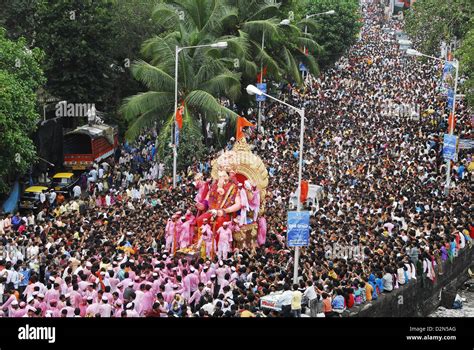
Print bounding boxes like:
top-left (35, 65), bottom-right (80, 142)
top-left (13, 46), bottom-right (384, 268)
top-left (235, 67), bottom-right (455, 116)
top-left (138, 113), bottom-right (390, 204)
top-left (303, 281), bottom-right (318, 317)
top-left (48, 190), bottom-right (57, 207)
top-left (72, 185), bottom-right (81, 199)
top-left (6, 264), bottom-right (20, 290)
top-left (39, 191), bottom-right (46, 206)
top-left (88, 168), bottom-right (98, 184)
top-left (98, 296), bottom-right (113, 317)
top-left (279, 283), bottom-right (294, 317)
top-left (0, 215), bottom-right (5, 235)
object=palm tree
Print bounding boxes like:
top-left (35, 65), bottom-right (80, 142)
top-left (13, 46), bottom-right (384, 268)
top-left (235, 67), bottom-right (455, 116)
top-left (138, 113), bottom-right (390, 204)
top-left (229, 0), bottom-right (321, 86)
top-left (121, 0), bottom-right (323, 143)
top-left (120, 0), bottom-right (242, 144)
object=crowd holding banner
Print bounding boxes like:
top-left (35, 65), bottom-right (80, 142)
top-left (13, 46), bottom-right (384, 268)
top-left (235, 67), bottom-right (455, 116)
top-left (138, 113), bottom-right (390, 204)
top-left (0, 0), bottom-right (472, 318)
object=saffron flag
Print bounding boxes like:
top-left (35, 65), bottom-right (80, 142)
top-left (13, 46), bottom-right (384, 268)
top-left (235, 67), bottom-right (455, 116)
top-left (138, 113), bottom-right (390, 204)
top-left (236, 116), bottom-right (254, 140)
top-left (256, 66), bottom-right (267, 84)
top-left (300, 180), bottom-right (309, 203)
top-left (448, 112), bottom-right (456, 132)
top-left (176, 103), bottom-right (184, 129)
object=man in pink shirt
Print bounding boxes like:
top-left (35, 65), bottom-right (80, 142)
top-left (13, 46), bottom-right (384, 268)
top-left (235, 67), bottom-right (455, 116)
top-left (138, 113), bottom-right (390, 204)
top-left (139, 285), bottom-right (154, 316)
top-left (60, 303), bottom-right (75, 317)
top-left (70, 285), bottom-right (83, 309)
top-left (83, 262), bottom-right (93, 277)
top-left (200, 265), bottom-right (210, 284)
top-left (13, 302), bottom-right (27, 317)
top-left (1, 290), bottom-right (17, 312)
top-left (162, 286), bottom-right (175, 305)
top-left (6, 299), bottom-right (19, 317)
top-left (217, 222), bottom-right (233, 260)
top-left (85, 296), bottom-right (100, 316)
top-left (46, 300), bottom-right (61, 317)
top-left (197, 219), bottom-right (213, 259)
top-left (215, 261), bottom-right (228, 286)
top-left (185, 210), bottom-right (196, 242)
top-left (165, 217), bottom-right (177, 251)
top-left (83, 283), bottom-right (98, 302)
top-left (132, 276), bottom-right (142, 290)
top-left (77, 278), bottom-right (90, 292)
top-left (179, 217), bottom-right (193, 249)
top-left (188, 283), bottom-right (204, 312)
top-left (44, 283), bottom-right (61, 305)
top-left (181, 270), bottom-right (192, 300)
top-left (188, 266), bottom-right (200, 295)
top-left (112, 299), bottom-right (122, 317)
top-left (151, 272), bottom-right (162, 295)
top-left (105, 270), bottom-right (120, 292)
top-left (116, 273), bottom-right (133, 290)
top-left (229, 266), bottom-right (239, 282)
top-left (36, 294), bottom-right (47, 316)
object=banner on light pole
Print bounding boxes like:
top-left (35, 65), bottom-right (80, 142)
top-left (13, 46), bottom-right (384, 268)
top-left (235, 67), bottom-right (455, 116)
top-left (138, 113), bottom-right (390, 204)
top-left (442, 134), bottom-right (458, 161)
top-left (256, 83), bottom-right (267, 102)
top-left (287, 211), bottom-right (310, 247)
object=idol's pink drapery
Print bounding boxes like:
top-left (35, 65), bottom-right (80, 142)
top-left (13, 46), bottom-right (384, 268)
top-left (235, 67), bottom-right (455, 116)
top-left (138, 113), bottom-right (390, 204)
top-left (239, 187), bottom-right (249, 225)
top-left (257, 217), bottom-right (267, 246)
top-left (194, 180), bottom-right (209, 205)
top-left (248, 188), bottom-right (260, 221)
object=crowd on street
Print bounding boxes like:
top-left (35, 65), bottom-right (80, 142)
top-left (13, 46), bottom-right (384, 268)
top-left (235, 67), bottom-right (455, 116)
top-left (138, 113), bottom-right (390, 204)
top-left (0, 0), bottom-right (472, 318)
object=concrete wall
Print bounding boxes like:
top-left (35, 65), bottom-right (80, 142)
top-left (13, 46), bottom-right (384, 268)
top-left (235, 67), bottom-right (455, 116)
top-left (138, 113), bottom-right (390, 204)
top-left (345, 247), bottom-right (474, 317)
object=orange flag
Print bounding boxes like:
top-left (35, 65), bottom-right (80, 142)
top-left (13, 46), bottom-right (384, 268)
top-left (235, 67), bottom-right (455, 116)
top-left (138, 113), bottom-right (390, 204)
top-left (176, 103), bottom-right (184, 129)
top-left (256, 66), bottom-right (267, 83)
top-left (300, 180), bottom-right (309, 204)
top-left (448, 112), bottom-right (456, 132)
top-left (236, 116), bottom-right (254, 140)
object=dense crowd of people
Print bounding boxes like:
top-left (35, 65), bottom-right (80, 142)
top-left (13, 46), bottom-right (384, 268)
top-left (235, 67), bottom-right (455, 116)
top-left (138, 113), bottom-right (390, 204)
top-left (0, 1), bottom-right (472, 318)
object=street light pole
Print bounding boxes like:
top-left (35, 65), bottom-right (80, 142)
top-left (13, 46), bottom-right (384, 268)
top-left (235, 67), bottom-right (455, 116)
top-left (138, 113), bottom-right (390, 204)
top-left (246, 84), bottom-right (304, 284)
top-left (302, 10), bottom-right (336, 81)
top-left (405, 49), bottom-right (460, 196)
top-left (172, 41), bottom-right (228, 188)
top-left (445, 59), bottom-right (459, 195)
top-left (173, 45), bottom-right (179, 188)
top-left (257, 31), bottom-right (265, 133)
top-left (293, 107), bottom-right (305, 285)
top-left (257, 19), bottom-right (291, 133)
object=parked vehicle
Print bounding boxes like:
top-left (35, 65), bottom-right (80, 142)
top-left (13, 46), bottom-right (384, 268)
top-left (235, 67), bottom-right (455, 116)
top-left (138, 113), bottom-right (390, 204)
top-left (63, 123), bottom-right (118, 170)
top-left (50, 172), bottom-right (80, 196)
top-left (19, 185), bottom-right (48, 212)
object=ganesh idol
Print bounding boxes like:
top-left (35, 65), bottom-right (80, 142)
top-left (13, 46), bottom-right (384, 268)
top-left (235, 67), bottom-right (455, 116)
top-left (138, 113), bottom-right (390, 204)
top-left (195, 168), bottom-right (241, 235)
top-left (175, 137), bottom-right (268, 256)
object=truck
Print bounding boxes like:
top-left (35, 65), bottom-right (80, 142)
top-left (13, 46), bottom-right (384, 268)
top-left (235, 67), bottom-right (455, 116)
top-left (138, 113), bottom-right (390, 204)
top-left (63, 124), bottom-right (118, 170)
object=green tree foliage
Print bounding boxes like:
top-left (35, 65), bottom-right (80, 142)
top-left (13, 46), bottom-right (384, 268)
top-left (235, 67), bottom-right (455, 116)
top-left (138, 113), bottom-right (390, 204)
top-left (228, 0), bottom-right (321, 86)
top-left (457, 19), bottom-right (474, 107)
top-left (122, 0), bottom-right (323, 143)
top-left (305, 0), bottom-right (362, 68)
top-left (102, 0), bottom-right (163, 130)
top-left (405, 0), bottom-right (474, 107)
top-left (156, 109), bottom-right (205, 171)
top-left (405, 0), bottom-right (473, 56)
top-left (33, 0), bottom-right (115, 105)
top-left (0, 28), bottom-right (45, 193)
top-left (120, 0), bottom-right (241, 145)
top-left (0, 0), bottom-right (39, 44)
top-left (0, 0), bottom-right (165, 126)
